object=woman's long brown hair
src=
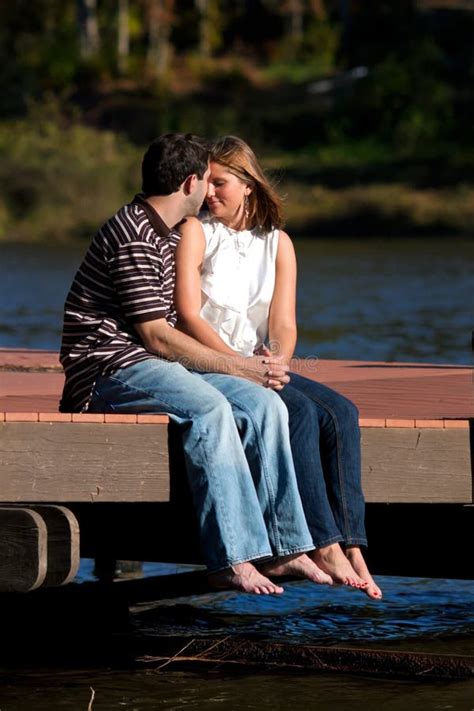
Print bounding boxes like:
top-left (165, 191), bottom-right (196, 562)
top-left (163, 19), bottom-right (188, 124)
top-left (209, 136), bottom-right (283, 233)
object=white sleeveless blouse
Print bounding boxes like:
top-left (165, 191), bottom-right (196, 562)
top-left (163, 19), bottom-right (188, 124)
top-left (199, 214), bottom-right (279, 356)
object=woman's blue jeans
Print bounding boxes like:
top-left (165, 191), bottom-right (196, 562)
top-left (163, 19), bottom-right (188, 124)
top-left (278, 373), bottom-right (367, 548)
top-left (89, 358), bottom-right (314, 572)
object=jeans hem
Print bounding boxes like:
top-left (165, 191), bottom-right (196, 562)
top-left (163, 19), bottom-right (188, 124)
top-left (313, 535), bottom-right (345, 549)
top-left (207, 551), bottom-right (273, 574)
top-left (344, 538), bottom-right (368, 547)
top-left (274, 544), bottom-right (315, 557)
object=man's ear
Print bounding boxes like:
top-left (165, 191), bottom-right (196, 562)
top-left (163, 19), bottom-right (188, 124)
top-left (182, 174), bottom-right (197, 195)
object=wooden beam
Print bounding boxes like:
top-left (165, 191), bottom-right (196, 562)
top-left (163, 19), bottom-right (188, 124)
top-left (0, 422), bottom-right (472, 504)
top-left (0, 507), bottom-right (47, 592)
top-left (362, 427), bottom-right (472, 503)
top-left (0, 422), bottom-right (170, 502)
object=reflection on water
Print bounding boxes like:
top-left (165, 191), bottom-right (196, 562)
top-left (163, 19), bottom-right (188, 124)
top-left (0, 238), bottom-right (472, 363)
top-left (1, 669), bottom-right (473, 711)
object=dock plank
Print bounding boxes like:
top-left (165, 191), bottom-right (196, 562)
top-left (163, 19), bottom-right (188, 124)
top-left (0, 349), bottom-right (472, 506)
top-left (1, 349), bottom-right (472, 421)
top-left (0, 422), bottom-right (170, 502)
top-left (362, 427), bottom-right (472, 503)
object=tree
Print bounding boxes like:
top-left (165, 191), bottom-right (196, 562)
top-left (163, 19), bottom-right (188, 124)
top-left (195, 0), bottom-right (222, 58)
top-left (145, 0), bottom-right (175, 78)
top-left (117, 0), bottom-right (130, 74)
top-left (76, 0), bottom-right (101, 59)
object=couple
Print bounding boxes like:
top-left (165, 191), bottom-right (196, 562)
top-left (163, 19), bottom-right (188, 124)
top-left (60, 133), bottom-right (382, 600)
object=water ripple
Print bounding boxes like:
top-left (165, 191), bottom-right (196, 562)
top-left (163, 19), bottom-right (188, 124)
top-left (133, 576), bottom-right (474, 647)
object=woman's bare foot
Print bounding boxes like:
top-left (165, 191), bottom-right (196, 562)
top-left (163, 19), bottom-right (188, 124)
top-left (260, 553), bottom-right (333, 585)
top-left (310, 543), bottom-right (368, 589)
top-left (345, 546), bottom-right (383, 600)
top-left (208, 562), bottom-right (284, 595)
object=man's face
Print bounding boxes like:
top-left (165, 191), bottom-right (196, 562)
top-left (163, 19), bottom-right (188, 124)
top-left (187, 165), bottom-right (211, 216)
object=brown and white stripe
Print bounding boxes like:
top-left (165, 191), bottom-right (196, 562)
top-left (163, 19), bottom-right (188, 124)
top-left (59, 195), bottom-right (179, 412)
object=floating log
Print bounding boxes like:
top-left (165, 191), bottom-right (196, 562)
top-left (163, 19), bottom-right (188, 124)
top-left (134, 635), bottom-right (474, 680)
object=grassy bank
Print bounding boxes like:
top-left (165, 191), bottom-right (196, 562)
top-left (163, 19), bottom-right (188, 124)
top-left (1, 108), bottom-right (473, 242)
top-left (0, 105), bottom-right (140, 243)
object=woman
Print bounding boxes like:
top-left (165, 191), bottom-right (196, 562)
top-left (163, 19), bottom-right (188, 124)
top-left (175, 136), bottom-right (382, 600)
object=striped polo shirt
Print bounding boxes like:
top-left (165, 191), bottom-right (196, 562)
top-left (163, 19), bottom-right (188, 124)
top-left (59, 195), bottom-right (179, 412)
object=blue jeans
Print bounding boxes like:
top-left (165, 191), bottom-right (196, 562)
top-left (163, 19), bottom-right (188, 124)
top-left (278, 373), bottom-right (367, 548)
top-left (89, 358), bottom-right (314, 572)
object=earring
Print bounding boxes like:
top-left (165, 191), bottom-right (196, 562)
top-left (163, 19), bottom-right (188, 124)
top-left (244, 194), bottom-right (249, 220)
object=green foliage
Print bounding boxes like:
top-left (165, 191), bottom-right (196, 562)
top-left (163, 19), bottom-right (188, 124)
top-left (0, 1), bottom-right (473, 240)
top-left (0, 99), bottom-right (140, 242)
top-left (345, 36), bottom-right (455, 153)
top-left (266, 17), bottom-right (340, 83)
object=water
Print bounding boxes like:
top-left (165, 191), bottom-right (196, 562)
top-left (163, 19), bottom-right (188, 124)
top-left (0, 238), bottom-right (472, 363)
top-left (1, 238), bottom-right (473, 708)
top-left (131, 575), bottom-right (474, 649)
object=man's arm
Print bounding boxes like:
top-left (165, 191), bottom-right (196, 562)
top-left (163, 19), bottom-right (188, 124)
top-left (135, 318), bottom-right (290, 389)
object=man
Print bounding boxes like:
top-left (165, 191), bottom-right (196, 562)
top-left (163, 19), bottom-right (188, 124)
top-left (60, 133), bottom-right (329, 593)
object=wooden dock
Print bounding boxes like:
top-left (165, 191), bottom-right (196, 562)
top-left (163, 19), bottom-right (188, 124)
top-left (1, 348), bottom-right (472, 591)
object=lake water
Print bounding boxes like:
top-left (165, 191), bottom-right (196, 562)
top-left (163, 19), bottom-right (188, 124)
top-left (0, 238), bottom-right (472, 363)
top-left (0, 238), bottom-right (473, 709)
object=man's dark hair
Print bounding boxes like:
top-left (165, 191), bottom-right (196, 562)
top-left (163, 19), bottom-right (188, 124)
top-left (141, 133), bottom-right (209, 196)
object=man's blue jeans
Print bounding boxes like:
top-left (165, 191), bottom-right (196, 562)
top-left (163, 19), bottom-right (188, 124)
top-left (279, 373), bottom-right (367, 548)
top-left (89, 358), bottom-right (314, 572)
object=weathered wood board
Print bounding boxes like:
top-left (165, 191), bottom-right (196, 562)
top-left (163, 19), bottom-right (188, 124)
top-left (0, 422), bottom-right (170, 502)
top-left (362, 427), bottom-right (473, 503)
top-left (1, 421), bottom-right (471, 504)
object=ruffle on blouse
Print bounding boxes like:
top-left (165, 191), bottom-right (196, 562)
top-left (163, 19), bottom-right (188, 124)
top-left (199, 216), bottom-right (278, 356)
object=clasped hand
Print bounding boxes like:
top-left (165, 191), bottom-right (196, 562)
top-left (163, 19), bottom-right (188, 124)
top-left (247, 345), bottom-right (290, 390)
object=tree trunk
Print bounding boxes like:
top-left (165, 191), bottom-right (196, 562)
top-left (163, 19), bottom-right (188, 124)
top-left (76, 0), bottom-right (101, 60)
top-left (146, 0), bottom-right (174, 78)
top-left (287, 0), bottom-right (305, 42)
top-left (117, 0), bottom-right (130, 74)
top-left (309, 0), bottom-right (328, 20)
top-left (195, 0), bottom-right (210, 58)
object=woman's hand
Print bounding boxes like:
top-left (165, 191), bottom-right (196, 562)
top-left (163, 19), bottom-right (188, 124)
top-left (254, 345), bottom-right (290, 388)
top-left (247, 346), bottom-right (289, 390)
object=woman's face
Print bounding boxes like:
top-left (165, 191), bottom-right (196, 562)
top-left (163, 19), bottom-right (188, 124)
top-left (206, 161), bottom-right (250, 225)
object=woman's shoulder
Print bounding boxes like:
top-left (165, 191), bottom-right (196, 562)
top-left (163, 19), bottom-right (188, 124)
top-left (198, 211), bottom-right (221, 233)
top-left (178, 215), bottom-right (203, 233)
top-left (198, 213), bottom-right (231, 248)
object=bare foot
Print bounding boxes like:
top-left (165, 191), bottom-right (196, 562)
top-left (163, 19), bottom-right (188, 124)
top-left (345, 546), bottom-right (383, 600)
top-left (310, 543), bottom-right (368, 589)
top-left (208, 562), bottom-right (284, 595)
top-left (260, 553), bottom-right (333, 586)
